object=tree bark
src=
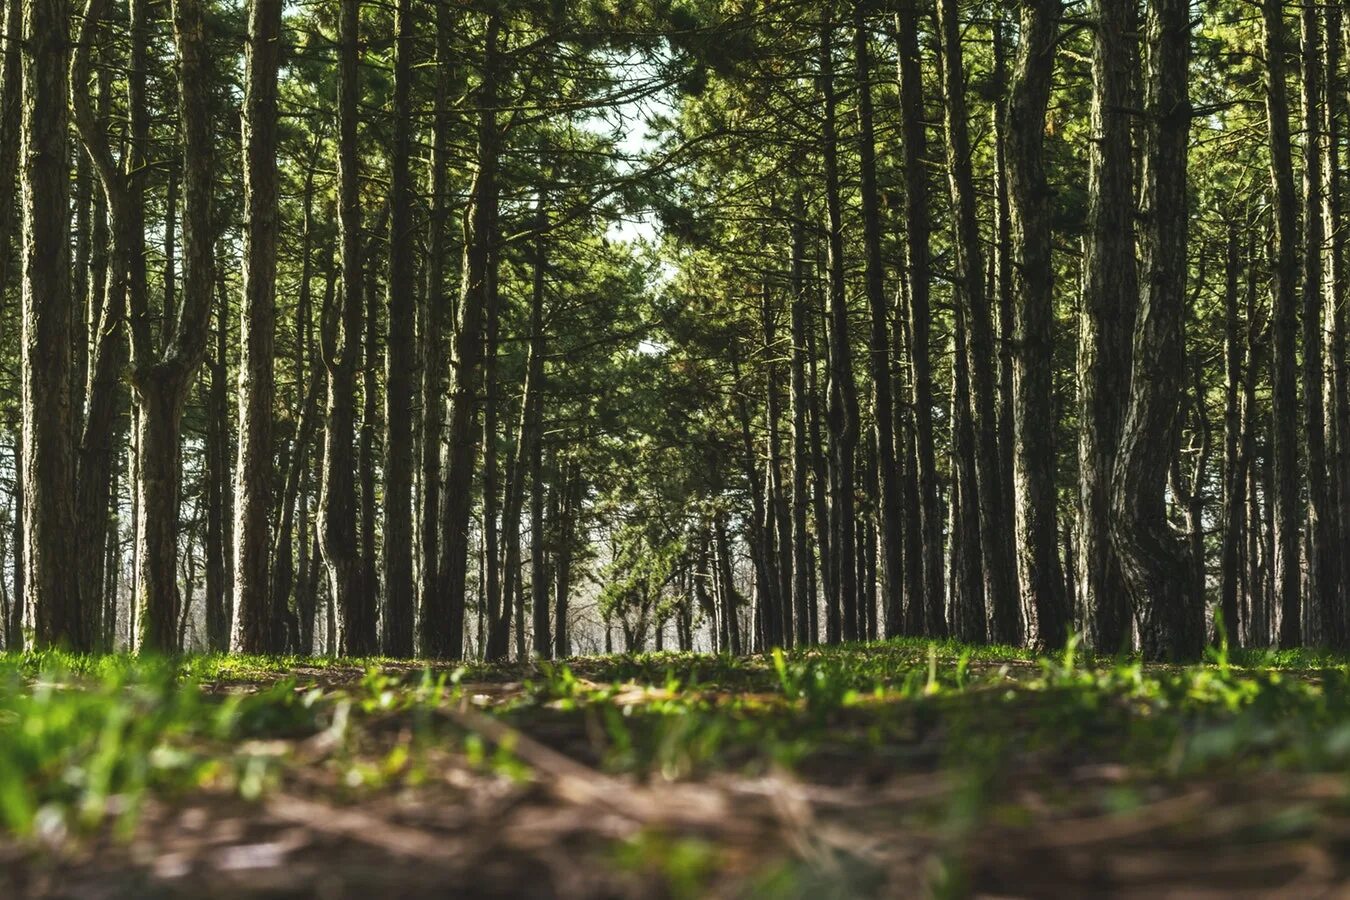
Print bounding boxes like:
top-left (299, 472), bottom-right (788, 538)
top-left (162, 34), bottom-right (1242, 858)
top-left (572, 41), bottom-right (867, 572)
top-left (131, 0), bottom-right (216, 654)
top-left (787, 197), bottom-right (815, 647)
top-left (1008, 0), bottom-right (1068, 648)
top-left (23, 0), bottom-right (82, 648)
top-left (937, 0), bottom-right (1013, 642)
top-left (429, 12), bottom-right (500, 660)
top-left (1078, 0), bottom-right (1136, 653)
top-left (819, 9), bottom-right (860, 643)
top-left (381, 0), bottom-right (416, 657)
top-left (232, 0), bottom-right (282, 653)
top-left (420, 0), bottom-right (454, 651)
top-left (1111, 0), bottom-right (1201, 662)
top-left (894, 0), bottom-right (945, 639)
top-left (322, 0), bottom-right (375, 657)
top-left (852, 0), bottom-right (902, 644)
top-left (1300, 0), bottom-right (1334, 647)
top-left (1324, 0), bottom-right (1350, 648)
top-left (1262, 0), bottom-right (1301, 648)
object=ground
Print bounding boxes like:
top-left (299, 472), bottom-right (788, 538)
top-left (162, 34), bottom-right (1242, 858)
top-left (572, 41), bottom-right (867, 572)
top-left (1, 639), bottom-right (1349, 898)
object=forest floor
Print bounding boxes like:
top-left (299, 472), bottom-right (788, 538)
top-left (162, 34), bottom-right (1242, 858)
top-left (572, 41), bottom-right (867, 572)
top-left (1, 640), bottom-right (1349, 898)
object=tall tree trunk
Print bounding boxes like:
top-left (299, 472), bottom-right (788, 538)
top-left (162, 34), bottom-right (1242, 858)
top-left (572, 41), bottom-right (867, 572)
top-left (232, 0), bottom-right (282, 652)
top-left (853, 0), bottom-right (902, 642)
top-left (951, 319), bottom-right (986, 642)
top-left (762, 280), bottom-right (794, 648)
top-left (0, 0), bottom-right (18, 315)
top-left (1111, 0), bottom-right (1200, 662)
top-left (1262, 0), bottom-right (1302, 648)
top-left (429, 13), bottom-right (500, 659)
top-left (359, 214), bottom-right (382, 646)
top-left (992, 16), bottom-right (1017, 589)
top-left (70, 0), bottom-right (126, 649)
top-left (787, 198), bottom-right (815, 647)
top-left (732, 337), bottom-right (779, 648)
top-left (420, 0), bottom-right (454, 648)
top-left (819, 9), bottom-right (860, 643)
top-left (1218, 224), bottom-right (1246, 647)
top-left (481, 249), bottom-right (505, 660)
top-left (131, 0), bottom-right (215, 653)
top-left (23, 0), bottom-right (81, 648)
top-left (321, 0), bottom-right (375, 656)
top-left (937, 0), bottom-right (1011, 641)
top-left (894, 0), bottom-right (944, 639)
top-left (1324, 0), bottom-right (1350, 648)
top-left (1079, 0), bottom-right (1136, 653)
top-left (805, 300), bottom-right (829, 645)
top-left (1008, 0), bottom-right (1068, 648)
top-left (1300, 0), bottom-right (1334, 647)
top-left (381, 0), bottom-right (416, 657)
top-left (553, 463), bottom-right (579, 659)
top-left (204, 270), bottom-right (232, 651)
top-left (714, 510), bottom-right (742, 654)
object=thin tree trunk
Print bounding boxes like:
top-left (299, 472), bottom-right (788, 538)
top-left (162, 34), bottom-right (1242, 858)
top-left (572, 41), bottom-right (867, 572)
top-left (1218, 224), bottom-right (1245, 647)
top-left (359, 210), bottom-right (383, 647)
top-left (204, 270), bottom-right (232, 651)
top-left (787, 197), bottom-right (814, 647)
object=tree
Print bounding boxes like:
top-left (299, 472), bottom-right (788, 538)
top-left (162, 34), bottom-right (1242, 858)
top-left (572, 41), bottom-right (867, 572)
top-left (232, 0), bottom-right (283, 653)
top-left (1007, 0), bottom-right (1068, 648)
top-left (21, 0), bottom-right (82, 648)
top-left (1112, 0), bottom-right (1200, 662)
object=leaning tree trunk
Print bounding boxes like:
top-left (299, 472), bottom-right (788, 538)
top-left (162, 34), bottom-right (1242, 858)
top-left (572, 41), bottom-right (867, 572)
top-left (1111, 0), bottom-right (1201, 662)
top-left (1007, 0), bottom-right (1069, 649)
top-left (1079, 0), bottom-right (1137, 653)
top-left (232, 0), bottom-right (282, 653)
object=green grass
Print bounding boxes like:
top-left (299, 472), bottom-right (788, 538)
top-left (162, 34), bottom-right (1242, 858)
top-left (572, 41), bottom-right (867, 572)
top-left (2, 638), bottom-right (1350, 893)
